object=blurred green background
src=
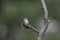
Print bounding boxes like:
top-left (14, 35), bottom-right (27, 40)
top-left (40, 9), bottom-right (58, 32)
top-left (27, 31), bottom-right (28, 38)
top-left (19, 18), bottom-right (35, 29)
top-left (0, 0), bottom-right (60, 40)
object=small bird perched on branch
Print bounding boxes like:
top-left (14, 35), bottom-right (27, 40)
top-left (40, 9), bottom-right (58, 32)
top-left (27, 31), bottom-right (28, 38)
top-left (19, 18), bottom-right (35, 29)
top-left (22, 18), bottom-right (39, 33)
top-left (22, 18), bottom-right (30, 29)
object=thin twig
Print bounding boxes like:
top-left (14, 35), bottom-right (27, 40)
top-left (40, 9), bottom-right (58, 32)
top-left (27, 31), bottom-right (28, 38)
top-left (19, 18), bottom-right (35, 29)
top-left (38, 0), bottom-right (49, 40)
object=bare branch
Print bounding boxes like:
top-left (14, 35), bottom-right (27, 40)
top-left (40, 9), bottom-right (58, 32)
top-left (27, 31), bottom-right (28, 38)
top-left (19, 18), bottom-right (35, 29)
top-left (22, 0), bottom-right (49, 40)
top-left (38, 0), bottom-right (49, 40)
